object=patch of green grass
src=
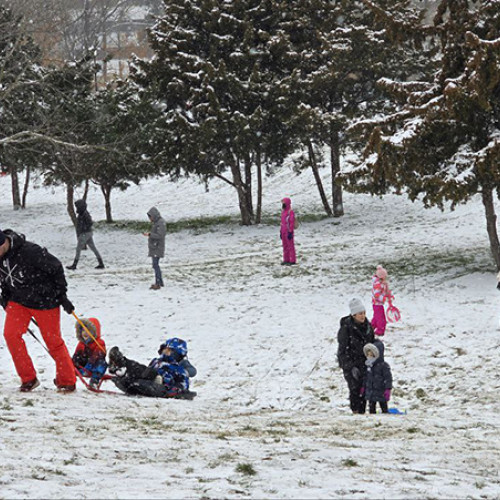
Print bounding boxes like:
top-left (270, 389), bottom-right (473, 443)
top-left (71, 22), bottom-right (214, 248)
top-left (343, 246), bottom-right (492, 282)
top-left (341, 458), bottom-right (358, 467)
top-left (235, 463), bottom-right (257, 476)
top-left (96, 215), bottom-right (236, 234)
top-left (260, 212), bottom-right (332, 225)
top-left (1, 400), bottom-right (13, 411)
top-left (416, 388), bottom-right (427, 399)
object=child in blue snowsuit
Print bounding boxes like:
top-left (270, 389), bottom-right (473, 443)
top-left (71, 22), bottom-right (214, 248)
top-left (361, 340), bottom-right (392, 414)
top-left (108, 337), bottom-right (196, 399)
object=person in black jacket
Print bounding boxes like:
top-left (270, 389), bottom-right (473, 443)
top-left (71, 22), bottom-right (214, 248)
top-left (0, 228), bottom-right (77, 392)
top-left (337, 297), bottom-right (375, 414)
top-left (67, 199), bottom-right (104, 270)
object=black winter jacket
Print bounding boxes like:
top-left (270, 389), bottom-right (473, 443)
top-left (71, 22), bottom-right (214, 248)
top-left (0, 230), bottom-right (69, 309)
top-left (364, 341), bottom-right (393, 402)
top-left (75, 199), bottom-right (93, 236)
top-left (337, 315), bottom-right (374, 372)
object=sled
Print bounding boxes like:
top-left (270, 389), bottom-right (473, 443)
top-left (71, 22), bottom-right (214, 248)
top-left (387, 304), bottom-right (401, 323)
top-left (388, 407), bottom-right (406, 415)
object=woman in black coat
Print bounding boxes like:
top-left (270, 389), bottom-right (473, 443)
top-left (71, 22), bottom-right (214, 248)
top-left (337, 298), bottom-right (374, 414)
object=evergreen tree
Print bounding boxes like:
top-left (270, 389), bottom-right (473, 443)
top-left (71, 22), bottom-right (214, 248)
top-left (84, 81), bottom-right (156, 222)
top-left (133, 0), bottom-right (300, 225)
top-left (347, 0), bottom-right (500, 269)
top-left (0, 6), bottom-right (46, 208)
top-left (283, 0), bottom-right (429, 217)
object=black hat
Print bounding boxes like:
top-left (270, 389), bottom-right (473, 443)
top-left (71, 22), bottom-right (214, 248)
top-left (0, 230), bottom-right (5, 246)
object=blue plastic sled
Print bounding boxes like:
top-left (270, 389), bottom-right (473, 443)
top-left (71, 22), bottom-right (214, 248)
top-left (388, 407), bottom-right (407, 415)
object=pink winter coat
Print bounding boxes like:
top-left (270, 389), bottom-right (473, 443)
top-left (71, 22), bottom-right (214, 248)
top-left (280, 197), bottom-right (295, 237)
top-left (372, 275), bottom-right (392, 305)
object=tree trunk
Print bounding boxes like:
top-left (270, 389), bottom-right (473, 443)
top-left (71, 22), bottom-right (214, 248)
top-left (255, 150), bottom-right (263, 224)
top-left (83, 179), bottom-right (90, 200)
top-left (10, 165), bottom-right (21, 210)
top-left (229, 156), bottom-right (252, 225)
top-left (66, 182), bottom-right (77, 227)
top-left (307, 141), bottom-right (333, 216)
top-left (482, 187), bottom-right (500, 270)
top-left (21, 165), bottom-right (30, 209)
top-left (244, 155), bottom-right (254, 219)
top-left (101, 184), bottom-right (113, 222)
top-left (330, 126), bottom-right (344, 217)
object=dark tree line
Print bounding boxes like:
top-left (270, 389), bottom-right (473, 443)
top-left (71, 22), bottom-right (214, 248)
top-left (3, 1), bottom-right (500, 269)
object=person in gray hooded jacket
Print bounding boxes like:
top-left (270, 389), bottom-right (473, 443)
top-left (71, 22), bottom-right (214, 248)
top-left (143, 207), bottom-right (167, 290)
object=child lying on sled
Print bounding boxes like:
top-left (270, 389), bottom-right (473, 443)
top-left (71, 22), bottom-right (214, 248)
top-left (108, 337), bottom-right (197, 399)
top-left (72, 317), bottom-right (108, 389)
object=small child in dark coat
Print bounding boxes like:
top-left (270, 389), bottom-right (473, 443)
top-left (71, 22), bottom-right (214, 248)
top-left (362, 340), bottom-right (392, 414)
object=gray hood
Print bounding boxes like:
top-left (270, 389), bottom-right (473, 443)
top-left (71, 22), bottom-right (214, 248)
top-left (147, 207), bottom-right (161, 222)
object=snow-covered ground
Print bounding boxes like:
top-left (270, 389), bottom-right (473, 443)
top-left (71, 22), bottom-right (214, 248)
top-left (0, 168), bottom-right (499, 499)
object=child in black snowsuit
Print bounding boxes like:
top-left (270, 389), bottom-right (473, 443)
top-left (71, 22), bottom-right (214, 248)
top-left (108, 338), bottom-right (196, 399)
top-left (361, 340), bottom-right (392, 414)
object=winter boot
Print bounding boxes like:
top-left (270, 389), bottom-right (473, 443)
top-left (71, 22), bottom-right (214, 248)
top-left (53, 378), bottom-right (76, 392)
top-left (20, 378), bottom-right (40, 392)
top-left (95, 260), bottom-right (105, 269)
top-left (66, 260), bottom-right (78, 270)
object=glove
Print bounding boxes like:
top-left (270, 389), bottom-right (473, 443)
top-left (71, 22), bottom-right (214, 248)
top-left (351, 366), bottom-right (361, 381)
top-left (384, 389), bottom-right (391, 401)
top-left (60, 296), bottom-right (75, 314)
top-left (360, 387), bottom-right (365, 396)
top-left (0, 295), bottom-right (8, 310)
top-left (287, 232), bottom-right (293, 240)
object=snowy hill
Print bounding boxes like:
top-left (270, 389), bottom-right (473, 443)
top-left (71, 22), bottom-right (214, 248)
top-left (0, 169), bottom-right (499, 499)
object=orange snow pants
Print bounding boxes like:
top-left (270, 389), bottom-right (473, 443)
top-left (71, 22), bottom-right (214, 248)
top-left (3, 301), bottom-right (76, 385)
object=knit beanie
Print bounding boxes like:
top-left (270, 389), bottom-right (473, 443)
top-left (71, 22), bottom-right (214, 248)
top-left (349, 297), bottom-right (365, 315)
top-left (0, 230), bottom-right (5, 246)
top-left (376, 265), bottom-right (388, 280)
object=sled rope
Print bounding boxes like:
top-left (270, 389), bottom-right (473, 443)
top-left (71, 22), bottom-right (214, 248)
top-left (72, 311), bottom-right (107, 354)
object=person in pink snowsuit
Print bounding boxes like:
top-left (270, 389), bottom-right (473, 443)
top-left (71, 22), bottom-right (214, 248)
top-left (280, 197), bottom-right (296, 265)
top-left (371, 265), bottom-right (393, 336)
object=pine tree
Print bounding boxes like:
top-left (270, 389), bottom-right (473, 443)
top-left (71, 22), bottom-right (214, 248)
top-left (133, 0), bottom-right (300, 225)
top-left (347, 0), bottom-right (500, 269)
top-left (279, 0), bottom-right (428, 217)
top-left (0, 6), bottom-right (46, 208)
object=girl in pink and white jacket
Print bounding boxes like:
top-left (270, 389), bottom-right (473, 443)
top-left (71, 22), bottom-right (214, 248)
top-left (371, 265), bottom-right (393, 336)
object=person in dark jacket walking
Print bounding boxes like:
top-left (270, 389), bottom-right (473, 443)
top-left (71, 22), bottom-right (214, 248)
top-left (67, 199), bottom-right (105, 270)
top-left (0, 229), bottom-right (77, 392)
top-left (362, 340), bottom-right (393, 414)
top-left (337, 297), bottom-right (375, 414)
top-left (143, 207), bottom-right (166, 290)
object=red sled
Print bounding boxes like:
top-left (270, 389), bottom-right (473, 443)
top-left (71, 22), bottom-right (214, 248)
top-left (387, 304), bottom-right (401, 323)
